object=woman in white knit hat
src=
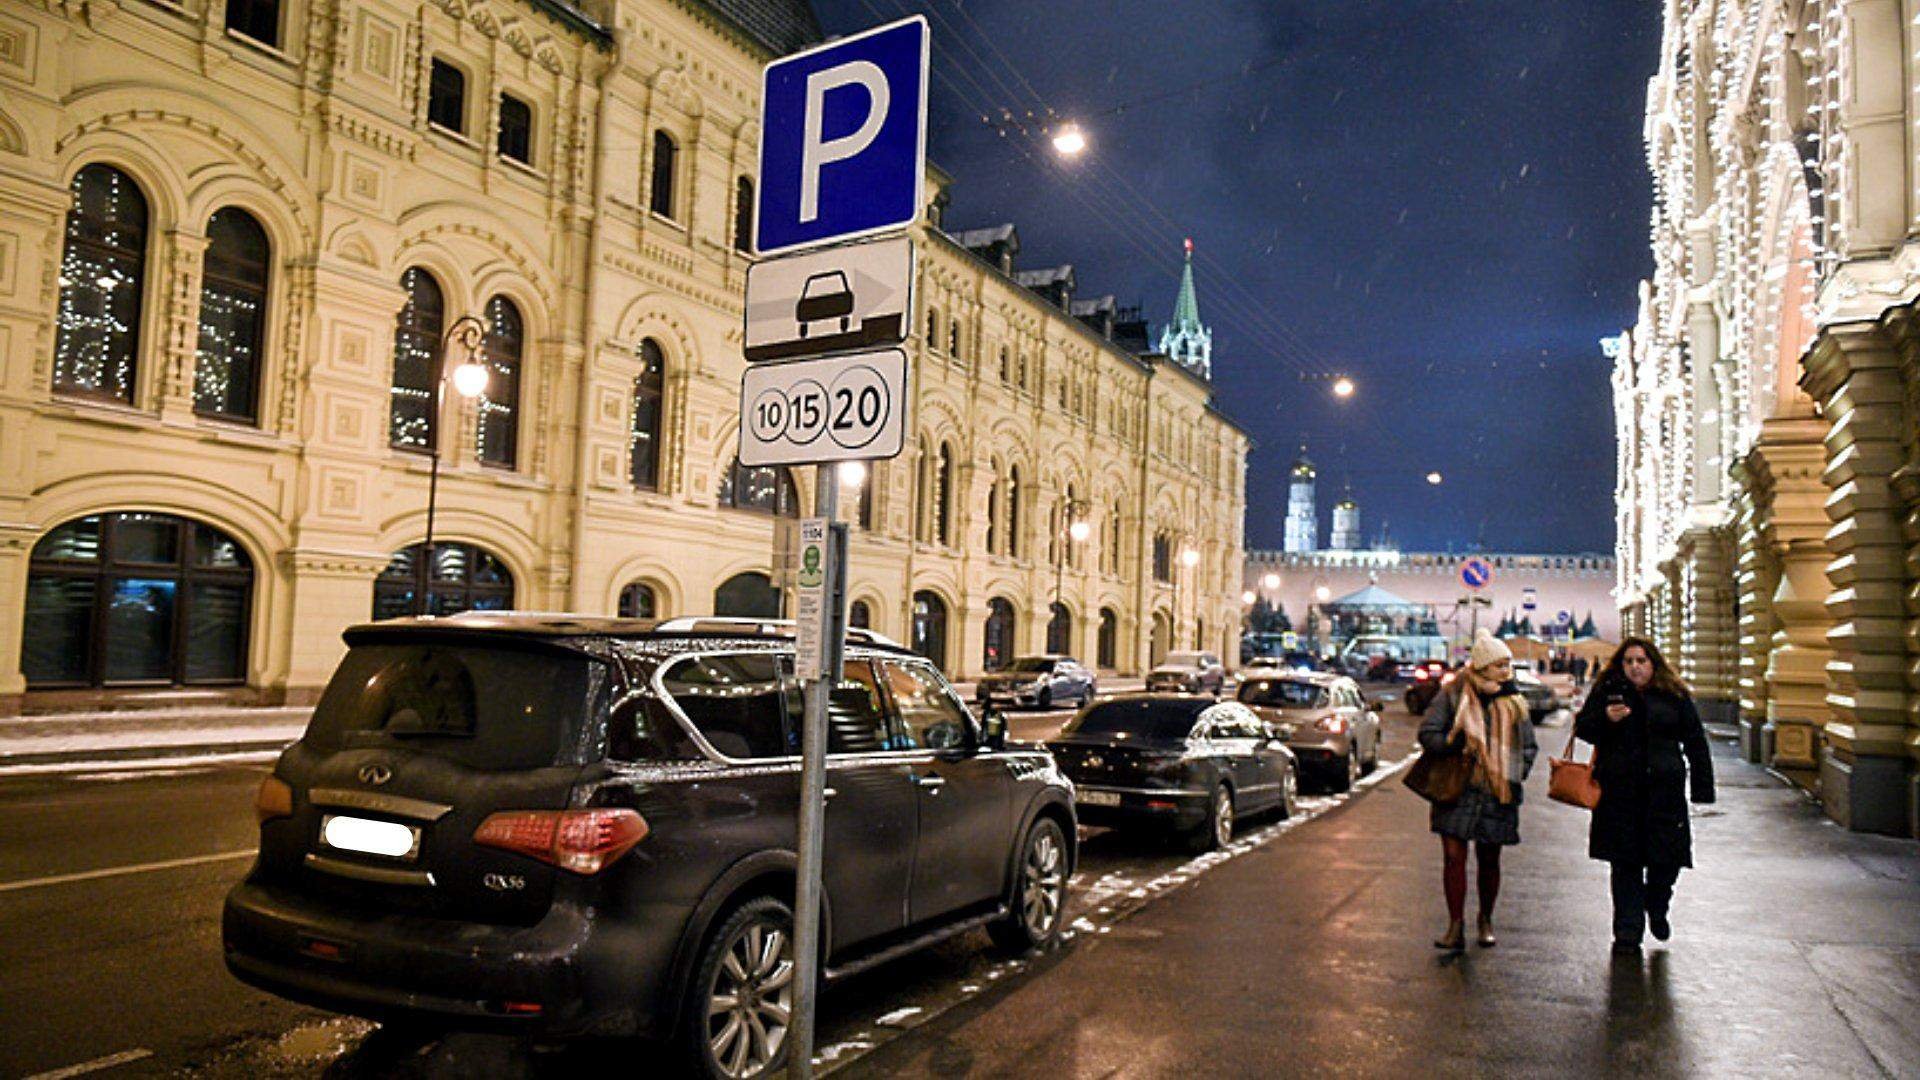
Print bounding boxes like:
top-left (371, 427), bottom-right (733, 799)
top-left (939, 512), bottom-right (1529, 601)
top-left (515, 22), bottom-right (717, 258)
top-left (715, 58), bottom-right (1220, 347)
top-left (1417, 629), bottom-right (1538, 951)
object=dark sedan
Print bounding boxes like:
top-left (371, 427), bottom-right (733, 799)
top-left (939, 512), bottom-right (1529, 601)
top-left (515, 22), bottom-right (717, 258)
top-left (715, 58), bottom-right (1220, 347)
top-left (1047, 695), bottom-right (1297, 852)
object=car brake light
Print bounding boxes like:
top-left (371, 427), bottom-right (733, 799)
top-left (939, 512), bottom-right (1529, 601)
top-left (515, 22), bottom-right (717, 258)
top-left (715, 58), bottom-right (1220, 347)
top-left (255, 776), bottom-right (293, 822)
top-left (473, 809), bottom-right (649, 874)
top-left (1414, 669), bottom-right (1430, 681)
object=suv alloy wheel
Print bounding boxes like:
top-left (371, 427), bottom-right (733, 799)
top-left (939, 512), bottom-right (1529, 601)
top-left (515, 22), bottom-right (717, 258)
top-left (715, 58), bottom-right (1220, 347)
top-left (686, 896), bottom-right (796, 1079)
top-left (989, 817), bottom-right (1068, 952)
top-left (1188, 785), bottom-right (1234, 853)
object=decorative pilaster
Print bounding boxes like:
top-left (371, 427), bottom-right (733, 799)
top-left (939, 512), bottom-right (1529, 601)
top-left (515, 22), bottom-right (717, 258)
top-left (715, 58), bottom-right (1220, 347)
top-left (1753, 416), bottom-right (1834, 784)
top-left (1678, 525), bottom-right (1739, 724)
top-left (1730, 454), bottom-right (1782, 763)
top-left (1803, 320), bottom-right (1912, 834)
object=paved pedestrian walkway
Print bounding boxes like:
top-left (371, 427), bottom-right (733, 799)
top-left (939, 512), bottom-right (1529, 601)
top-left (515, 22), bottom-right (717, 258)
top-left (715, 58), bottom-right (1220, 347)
top-left (843, 723), bottom-right (1920, 1079)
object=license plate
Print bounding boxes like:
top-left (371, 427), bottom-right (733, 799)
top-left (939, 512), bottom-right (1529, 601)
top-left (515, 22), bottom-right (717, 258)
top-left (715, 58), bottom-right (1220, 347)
top-left (320, 814), bottom-right (420, 860)
top-left (1078, 790), bottom-right (1121, 807)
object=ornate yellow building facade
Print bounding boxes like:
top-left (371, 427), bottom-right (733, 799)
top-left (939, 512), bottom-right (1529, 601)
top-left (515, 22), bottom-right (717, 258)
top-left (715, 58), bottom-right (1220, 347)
top-left (0, 0), bottom-right (1247, 713)
top-left (1616, 0), bottom-right (1918, 836)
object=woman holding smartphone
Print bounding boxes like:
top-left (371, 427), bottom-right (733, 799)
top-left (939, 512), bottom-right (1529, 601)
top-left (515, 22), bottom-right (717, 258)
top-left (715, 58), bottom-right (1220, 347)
top-left (1574, 637), bottom-right (1716, 953)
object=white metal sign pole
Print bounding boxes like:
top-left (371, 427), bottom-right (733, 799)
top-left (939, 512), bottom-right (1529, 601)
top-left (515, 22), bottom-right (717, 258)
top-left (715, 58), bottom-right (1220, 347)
top-left (790, 468), bottom-right (842, 1079)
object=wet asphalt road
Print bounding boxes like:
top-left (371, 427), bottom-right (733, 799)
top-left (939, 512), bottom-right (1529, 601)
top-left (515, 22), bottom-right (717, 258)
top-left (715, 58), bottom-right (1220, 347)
top-left (0, 686), bottom-right (1430, 1078)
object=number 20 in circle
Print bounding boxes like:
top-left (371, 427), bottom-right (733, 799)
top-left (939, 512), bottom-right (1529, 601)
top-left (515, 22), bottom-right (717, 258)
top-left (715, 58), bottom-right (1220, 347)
top-left (826, 363), bottom-right (891, 451)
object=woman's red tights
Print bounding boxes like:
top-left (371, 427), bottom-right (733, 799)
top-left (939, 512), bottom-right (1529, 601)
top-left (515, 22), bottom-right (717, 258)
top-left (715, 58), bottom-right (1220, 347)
top-left (1441, 837), bottom-right (1502, 922)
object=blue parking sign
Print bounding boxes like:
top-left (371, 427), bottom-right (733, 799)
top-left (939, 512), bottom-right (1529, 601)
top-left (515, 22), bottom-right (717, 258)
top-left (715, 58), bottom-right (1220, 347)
top-left (755, 16), bottom-right (928, 256)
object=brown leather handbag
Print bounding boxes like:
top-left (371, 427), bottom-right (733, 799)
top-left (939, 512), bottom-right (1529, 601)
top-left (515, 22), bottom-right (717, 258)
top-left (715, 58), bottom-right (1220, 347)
top-left (1548, 729), bottom-right (1602, 809)
top-left (1403, 747), bottom-right (1471, 805)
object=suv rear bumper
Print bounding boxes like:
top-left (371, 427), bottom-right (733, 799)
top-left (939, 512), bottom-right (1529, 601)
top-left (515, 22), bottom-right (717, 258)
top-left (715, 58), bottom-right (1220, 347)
top-left (222, 879), bottom-right (685, 1038)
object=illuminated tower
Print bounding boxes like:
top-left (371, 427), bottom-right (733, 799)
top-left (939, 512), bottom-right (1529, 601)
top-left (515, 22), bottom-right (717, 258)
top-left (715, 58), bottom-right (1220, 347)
top-left (1330, 497), bottom-right (1361, 551)
top-left (1284, 452), bottom-right (1317, 553)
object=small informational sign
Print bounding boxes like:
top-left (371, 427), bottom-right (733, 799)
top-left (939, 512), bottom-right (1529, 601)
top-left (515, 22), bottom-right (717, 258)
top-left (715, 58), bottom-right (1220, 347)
top-left (793, 518), bottom-right (828, 681)
top-left (1522, 587), bottom-right (1538, 612)
top-left (755, 16), bottom-right (928, 255)
top-left (1460, 557), bottom-right (1494, 591)
top-left (744, 235), bottom-right (914, 362)
top-left (1556, 610), bottom-right (1573, 627)
top-left (739, 348), bottom-right (908, 467)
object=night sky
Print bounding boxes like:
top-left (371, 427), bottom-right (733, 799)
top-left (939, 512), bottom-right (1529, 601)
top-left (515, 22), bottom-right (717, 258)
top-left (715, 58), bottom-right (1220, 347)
top-left (810, 0), bottom-right (1660, 555)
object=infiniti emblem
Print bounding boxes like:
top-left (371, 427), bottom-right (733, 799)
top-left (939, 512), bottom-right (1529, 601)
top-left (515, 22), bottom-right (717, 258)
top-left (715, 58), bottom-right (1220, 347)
top-left (357, 763), bottom-right (392, 786)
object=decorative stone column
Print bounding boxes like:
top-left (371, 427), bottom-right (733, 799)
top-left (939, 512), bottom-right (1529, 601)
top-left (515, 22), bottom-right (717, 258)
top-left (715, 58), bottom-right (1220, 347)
top-left (1678, 525), bottom-right (1739, 724)
top-left (1752, 416), bottom-right (1834, 785)
top-left (1729, 456), bottom-right (1782, 763)
top-left (1803, 319), bottom-right (1915, 835)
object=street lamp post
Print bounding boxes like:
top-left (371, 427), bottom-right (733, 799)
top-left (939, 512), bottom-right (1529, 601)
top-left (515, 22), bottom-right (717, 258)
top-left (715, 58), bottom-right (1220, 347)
top-left (1178, 544), bottom-right (1200, 651)
top-left (417, 314), bottom-right (490, 616)
top-left (1052, 500), bottom-right (1090, 652)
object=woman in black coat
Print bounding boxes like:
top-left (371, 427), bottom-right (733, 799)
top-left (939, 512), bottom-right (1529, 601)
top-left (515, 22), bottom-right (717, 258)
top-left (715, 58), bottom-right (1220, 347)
top-left (1573, 637), bottom-right (1715, 953)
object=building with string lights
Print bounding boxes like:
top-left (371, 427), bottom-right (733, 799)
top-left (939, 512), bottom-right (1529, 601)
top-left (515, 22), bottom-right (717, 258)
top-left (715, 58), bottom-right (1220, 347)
top-left (0, 0), bottom-right (1245, 714)
top-left (1614, 0), bottom-right (1919, 836)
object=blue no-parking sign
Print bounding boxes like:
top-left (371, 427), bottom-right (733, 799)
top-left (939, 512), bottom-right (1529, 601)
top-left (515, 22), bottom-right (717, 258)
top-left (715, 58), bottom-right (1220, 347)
top-left (1461, 557), bottom-right (1493, 591)
top-left (755, 16), bottom-right (928, 256)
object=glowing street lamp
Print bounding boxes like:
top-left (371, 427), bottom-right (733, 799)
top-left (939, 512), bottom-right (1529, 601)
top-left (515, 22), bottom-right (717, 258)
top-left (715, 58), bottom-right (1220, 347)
top-left (1261, 572), bottom-right (1281, 591)
top-left (1180, 547), bottom-right (1200, 569)
top-left (1241, 590), bottom-right (1257, 606)
top-left (1426, 471), bottom-right (1444, 485)
top-left (1331, 376), bottom-right (1355, 399)
top-left (837, 460), bottom-right (868, 488)
top-left (418, 314), bottom-right (492, 616)
top-left (1051, 124), bottom-right (1087, 156)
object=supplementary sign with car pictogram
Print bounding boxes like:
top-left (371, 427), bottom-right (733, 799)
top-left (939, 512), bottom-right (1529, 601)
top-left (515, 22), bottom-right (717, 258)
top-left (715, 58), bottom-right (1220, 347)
top-left (739, 349), bottom-right (906, 466)
top-left (744, 235), bottom-right (913, 362)
top-left (1460, 557), bottom-right (1494, 591)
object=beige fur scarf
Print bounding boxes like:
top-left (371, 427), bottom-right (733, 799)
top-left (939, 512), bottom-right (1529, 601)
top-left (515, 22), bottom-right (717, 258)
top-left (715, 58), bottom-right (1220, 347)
top-left (1451, 672), bottom-right (1527, 803)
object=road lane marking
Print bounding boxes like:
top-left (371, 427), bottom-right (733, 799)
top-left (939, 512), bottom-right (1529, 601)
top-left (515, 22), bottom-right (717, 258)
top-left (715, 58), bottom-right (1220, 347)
top-left (22, 1049), bottom-right (154, 1079)
top-left (0, 850), bottom-right (253, 894)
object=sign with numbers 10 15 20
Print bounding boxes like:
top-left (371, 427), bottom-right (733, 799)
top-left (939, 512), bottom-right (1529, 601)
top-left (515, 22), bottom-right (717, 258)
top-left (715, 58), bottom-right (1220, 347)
top-left (739, 348), bottom-right (908, 467)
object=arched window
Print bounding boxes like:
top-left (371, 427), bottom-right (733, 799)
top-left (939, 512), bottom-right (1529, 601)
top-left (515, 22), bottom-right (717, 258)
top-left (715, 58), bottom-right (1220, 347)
top-left (998, 347), bottom-right (1010, 383)
top-left (195, 207), bottom-right (270, 423)
top-left (985, 468), bottom-right (1000, 554)
top-left (734, 176), bottom-right (754, 253)
top-left (1097, 608), bottom-right (1118, 669)
top-left (718, 457), bottom-right (798, 517)
top-left (373, 541), bottom-right (513, 619)
top-left (649, 130), bottom-right (677, 218)
top-left (389, 267), bottom-right (444, 451)
top-left (912, 591), bottom-right (948, 671)
top-left (933, 443), bottom-right (953, 546)
top-left (1047, 602), bottom-right (1071, 655)
top-left (618, 581), bottom-right (657, 619)
top-left (983, 597), bottom-right (1015, 671)
top-left (1105, 501), bottom-right (1124, 575)
top-left (498, 93), bottom-right (534, 165)
top-left (1006, 465), bottom-right (1022, 558)
top-left (926, 309), bottom-right (939, 349)
top-left (225, 0), bottom-right (281, 47)
top-left (477, 295), bottom-right (521, 468)
top-left (948, 321), bottom-right (961, 357)
top-left (849, 599), bottom-right (872, 630)
top-left (428, 59), bottom-right (466, 133)
top-left (55, 164), bottom-right (148, 404)
top-left (1152, 533), bottom-right (1172, 583)
top-left (630, 338), bottom-right (666, 490)
top-left (715, 571), bottom-right (781, 618)
top-left (23, 513), bottom-right (252, 688)
top-left (1194, 617), bottom-right (1206, 652)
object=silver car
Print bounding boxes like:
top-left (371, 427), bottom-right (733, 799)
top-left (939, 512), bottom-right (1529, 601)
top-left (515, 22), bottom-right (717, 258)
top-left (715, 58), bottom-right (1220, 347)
top-left (1235, 671), bottom-right (1382, 792)
top-left (976, 655), bottom-right (1097, 710)
top-left (1146, 650), bottom-right (1226, 695)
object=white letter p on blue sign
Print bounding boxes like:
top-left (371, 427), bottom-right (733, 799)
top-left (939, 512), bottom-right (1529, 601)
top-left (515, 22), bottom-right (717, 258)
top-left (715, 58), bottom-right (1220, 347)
top-left (757, 16), bottom-right (927, 255)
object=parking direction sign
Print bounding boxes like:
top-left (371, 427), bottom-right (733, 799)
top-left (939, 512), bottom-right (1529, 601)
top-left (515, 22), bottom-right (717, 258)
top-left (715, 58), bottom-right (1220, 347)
top-left (1460, 557), bottom-right (1494, 591)
top-left (745, 235), bottom-right (914, 361)
top-left (739, 348), bottom-right (908, 466)
top-left (755, 16), bottom-right (928, 255)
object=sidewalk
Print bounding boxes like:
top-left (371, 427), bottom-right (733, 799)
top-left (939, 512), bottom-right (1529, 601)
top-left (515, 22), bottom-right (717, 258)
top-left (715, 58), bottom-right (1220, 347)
top-left (843, 725), bottom-right (1920, 1079)
top-left (0, 705), bottom-right (310, 772)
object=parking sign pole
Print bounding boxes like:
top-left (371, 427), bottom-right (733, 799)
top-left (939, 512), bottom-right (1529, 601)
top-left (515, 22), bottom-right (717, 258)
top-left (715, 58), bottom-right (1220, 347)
top-left (790, 465), bottom-right (842, 1079)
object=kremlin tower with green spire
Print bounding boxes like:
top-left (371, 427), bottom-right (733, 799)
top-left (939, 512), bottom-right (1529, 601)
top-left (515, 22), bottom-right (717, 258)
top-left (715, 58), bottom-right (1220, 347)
top-left (1157, 238), bottom-right (1212, 379)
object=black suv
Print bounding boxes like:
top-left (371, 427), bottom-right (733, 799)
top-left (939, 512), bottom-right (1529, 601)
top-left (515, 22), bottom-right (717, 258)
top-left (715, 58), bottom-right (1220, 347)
top-left (223, 614), bottom-right (1075, 1078)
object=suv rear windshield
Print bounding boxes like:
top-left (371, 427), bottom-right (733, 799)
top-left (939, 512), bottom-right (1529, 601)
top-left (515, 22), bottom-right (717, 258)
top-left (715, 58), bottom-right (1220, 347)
top-left (1062, 700), bottom-right (1202, 743)
top-left (303, 642), bottom-right (609, 769)
top-left (1238, 679), bottom-right (1326, 708)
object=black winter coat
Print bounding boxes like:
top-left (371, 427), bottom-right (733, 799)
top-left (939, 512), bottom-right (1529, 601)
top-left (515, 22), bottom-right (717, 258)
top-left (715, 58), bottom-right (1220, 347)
top-left (1572, 682), bottom-right (1715, 867)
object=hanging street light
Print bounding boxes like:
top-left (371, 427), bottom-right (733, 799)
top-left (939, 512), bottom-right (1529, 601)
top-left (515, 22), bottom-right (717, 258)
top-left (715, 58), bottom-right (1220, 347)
top-left (1051, 123), bottom-right (1087, 156)
top-left (418, 314), bottom-right (491, 616)
top-left (1331, 376), bottom-right (1356, 398)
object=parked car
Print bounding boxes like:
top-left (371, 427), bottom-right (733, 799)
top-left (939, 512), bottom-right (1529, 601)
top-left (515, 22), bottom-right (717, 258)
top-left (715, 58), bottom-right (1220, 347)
top-left (1235, 672), bottom-right (1381, 792)
top-left (976, 655), bottom-right (1096, 710)
top-left (1146, 650), bottom-right (1227, 695)
top-left (1512, 664), bottom-right (1562, 722)
top-left (223, 613), bottom-right (1076, 1078)
top-left (1047, 695), bottom-right (1297, 851)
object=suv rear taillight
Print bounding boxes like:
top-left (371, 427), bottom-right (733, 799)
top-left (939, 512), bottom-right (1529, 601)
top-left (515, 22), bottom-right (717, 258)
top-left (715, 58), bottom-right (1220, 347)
top-left (1316, 716), bottom-right (1348, 734)
top-left (255, 776), bottom-right (293, 822)
top-left (473, 809), bottom-right (649, 874)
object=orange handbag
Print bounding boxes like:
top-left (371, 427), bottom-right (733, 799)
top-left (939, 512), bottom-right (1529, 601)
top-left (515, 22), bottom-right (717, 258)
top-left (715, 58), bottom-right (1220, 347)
top-left (1548, 729), bottom-right (1602, 810)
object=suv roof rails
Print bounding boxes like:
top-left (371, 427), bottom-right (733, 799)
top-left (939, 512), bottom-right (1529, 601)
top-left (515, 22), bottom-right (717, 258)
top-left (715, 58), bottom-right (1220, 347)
top-left (651, 616), bottom-right (905, 650)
